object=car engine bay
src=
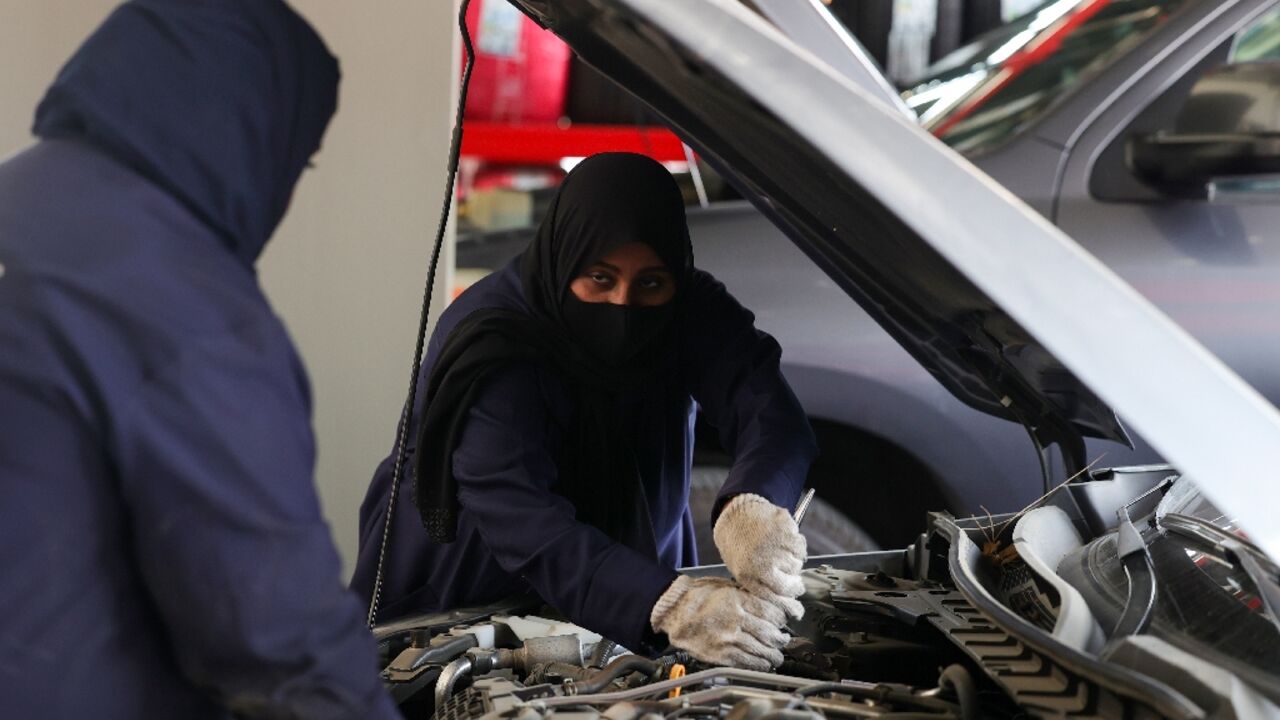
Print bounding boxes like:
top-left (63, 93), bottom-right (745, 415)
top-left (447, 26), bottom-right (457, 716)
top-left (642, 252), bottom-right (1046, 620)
top-left (377, 466), bottom-right (1279, 720)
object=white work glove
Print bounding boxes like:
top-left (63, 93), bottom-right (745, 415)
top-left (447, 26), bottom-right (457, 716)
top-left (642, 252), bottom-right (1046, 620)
top-left (650, 575), bottom-right (789, 670)
top-left (713, 493), bottom-right (807, 619)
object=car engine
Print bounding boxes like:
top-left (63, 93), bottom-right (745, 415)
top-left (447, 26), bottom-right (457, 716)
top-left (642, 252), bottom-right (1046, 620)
top-left (376, 564), bottom-right (1017, 720)
top-left (376, 467), bottom-right (1279, 720)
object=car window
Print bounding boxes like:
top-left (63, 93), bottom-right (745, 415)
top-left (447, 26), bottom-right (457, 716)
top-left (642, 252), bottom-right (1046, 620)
top-left (904, 0), bottom-right (1190, 156)
top-left (1087, 3), bottom-right (1280, 201)
top-left (1182, 6), bottom-right (1280, 195)
top-left (1232, 7), bottom-right (1280, 62)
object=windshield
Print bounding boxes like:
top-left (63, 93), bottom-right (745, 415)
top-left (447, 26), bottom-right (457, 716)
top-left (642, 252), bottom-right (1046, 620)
top-left (902, 0), bottom-right (1190, 155)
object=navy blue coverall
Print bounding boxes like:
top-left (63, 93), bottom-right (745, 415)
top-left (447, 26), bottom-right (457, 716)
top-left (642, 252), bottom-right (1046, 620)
top-left (0, 1), bottom-right (398, 717)
top-left (352, 258), bottom-right (818, 650)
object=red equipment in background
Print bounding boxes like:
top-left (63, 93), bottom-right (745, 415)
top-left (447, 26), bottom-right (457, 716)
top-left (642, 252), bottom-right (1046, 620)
top-left (463, 122), bottom-right (687, 165)
top-left (459, 0), bottom-right (686, 167)
top-left (464, 0), bottom-right (571, 124)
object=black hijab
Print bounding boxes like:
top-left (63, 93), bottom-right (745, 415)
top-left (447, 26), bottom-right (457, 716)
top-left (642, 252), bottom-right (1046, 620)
top-left (414, 153), bottom-right (693, 554)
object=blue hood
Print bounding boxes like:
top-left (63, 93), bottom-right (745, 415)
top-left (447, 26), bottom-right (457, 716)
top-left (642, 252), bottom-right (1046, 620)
top-left (32, 0), bottom-right (339, 266)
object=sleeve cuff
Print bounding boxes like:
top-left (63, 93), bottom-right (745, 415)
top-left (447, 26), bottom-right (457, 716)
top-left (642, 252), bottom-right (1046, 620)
top-left (648, 575), bottom-right (691, 630)
top-left (712, 492), bottom-right (770, 534)
top-left (583, 546), bottom-right (679, 651)
top-left (712, 465), bottom-right (804, 527)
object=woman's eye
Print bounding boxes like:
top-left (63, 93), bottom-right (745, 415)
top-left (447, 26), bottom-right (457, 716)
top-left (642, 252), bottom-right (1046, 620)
top-left (638, 276), bottom-right (666, 290)
top-left (589, 272), bottom-right (613, 285)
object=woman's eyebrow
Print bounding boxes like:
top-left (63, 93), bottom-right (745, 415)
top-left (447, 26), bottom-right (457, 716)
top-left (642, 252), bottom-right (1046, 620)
top-left (641, 266), bottom-right (674, 274)
top-left (589, 262), bottom-right (620, 273)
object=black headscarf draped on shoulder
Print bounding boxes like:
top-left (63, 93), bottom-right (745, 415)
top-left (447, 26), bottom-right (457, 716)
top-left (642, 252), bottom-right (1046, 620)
top-left (414, 153), bottom-right (693, 555)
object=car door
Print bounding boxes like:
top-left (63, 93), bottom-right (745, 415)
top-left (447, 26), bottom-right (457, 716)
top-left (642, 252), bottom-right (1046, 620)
top-left (1054, 1), bottom-right (1280, 406)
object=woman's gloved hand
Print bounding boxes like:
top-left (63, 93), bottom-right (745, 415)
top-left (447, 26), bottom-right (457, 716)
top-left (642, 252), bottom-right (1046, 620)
top-left (649, 575), bottom-right (789, 670)
top-left (712, 493), bottom-right (807, 619)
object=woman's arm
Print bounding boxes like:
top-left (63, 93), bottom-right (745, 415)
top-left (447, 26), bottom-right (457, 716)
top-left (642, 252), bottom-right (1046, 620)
top-left (680, 270), bottom-right (819, 522)
top-left (452, 362), bottom-right (678, 650)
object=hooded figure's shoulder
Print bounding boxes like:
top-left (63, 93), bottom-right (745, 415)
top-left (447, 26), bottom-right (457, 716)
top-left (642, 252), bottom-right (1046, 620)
top-left (0, 139), bottom-right (272, 321)
top-left (0, 139), bottom-right (303, 417)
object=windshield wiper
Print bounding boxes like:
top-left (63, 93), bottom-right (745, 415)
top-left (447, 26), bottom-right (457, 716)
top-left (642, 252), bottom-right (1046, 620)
top-left (1159, 513), bottom-right (1280, 634)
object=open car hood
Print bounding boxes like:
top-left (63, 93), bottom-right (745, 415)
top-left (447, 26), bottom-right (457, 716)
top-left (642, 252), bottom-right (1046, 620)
top-left (511, 0), bottom-right (1127, 453)
top-left (506, 0), bottom-right (1280, 561)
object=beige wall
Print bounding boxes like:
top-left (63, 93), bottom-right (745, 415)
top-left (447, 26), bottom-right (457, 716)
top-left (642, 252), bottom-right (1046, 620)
top-left (0, 1), bottom-right (458, 574)
top-left (0, 3), bottom-right (118, 151)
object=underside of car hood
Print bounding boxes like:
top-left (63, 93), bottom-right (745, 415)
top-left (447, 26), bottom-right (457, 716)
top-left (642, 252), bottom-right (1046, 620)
top-left (504, 0), bottom-right (1280, 563)
top-left (508, 0), bottom-right (1128, 460)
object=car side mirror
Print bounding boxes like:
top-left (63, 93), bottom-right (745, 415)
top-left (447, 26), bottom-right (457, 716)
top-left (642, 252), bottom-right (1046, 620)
top-left (1128, 62), bottom-right (1280, 198)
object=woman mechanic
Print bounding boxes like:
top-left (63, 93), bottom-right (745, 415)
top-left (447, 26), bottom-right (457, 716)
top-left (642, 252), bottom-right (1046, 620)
top-left (351, 153), bottom-right (818, 669)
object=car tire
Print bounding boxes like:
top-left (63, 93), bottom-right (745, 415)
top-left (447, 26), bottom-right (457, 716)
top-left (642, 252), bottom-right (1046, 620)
top-left (805, 420), bottom-right (952, 549)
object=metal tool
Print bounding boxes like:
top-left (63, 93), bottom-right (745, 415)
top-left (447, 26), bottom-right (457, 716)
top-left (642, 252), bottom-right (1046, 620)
top-left (793, 488), bottom-right (816, 526)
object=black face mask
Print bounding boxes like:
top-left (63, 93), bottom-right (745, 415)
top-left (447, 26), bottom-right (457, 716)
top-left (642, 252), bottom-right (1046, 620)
top-left (562, 296), bottom-right (675, 367)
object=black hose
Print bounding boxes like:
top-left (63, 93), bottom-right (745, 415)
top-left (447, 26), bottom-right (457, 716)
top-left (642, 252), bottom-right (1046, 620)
top-left (1010, 406), bottom-right (1051, 497)
top-left (937, 665), bottom-right (977, 720)
top-left (366, 0), bottom-right (476, 629)
top-left (573, 655), bottom-right (660, 695)
top-left (588, 639), bottom-right (619, 668)
top-left (419, 634), bottom-right (479, 668)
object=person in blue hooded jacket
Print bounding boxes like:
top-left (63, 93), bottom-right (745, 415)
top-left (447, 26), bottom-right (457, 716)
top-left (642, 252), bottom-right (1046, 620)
top-left (352, 153), bottom-right (820, 669)
top-left (0, 1), bottom-right (400, 718)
